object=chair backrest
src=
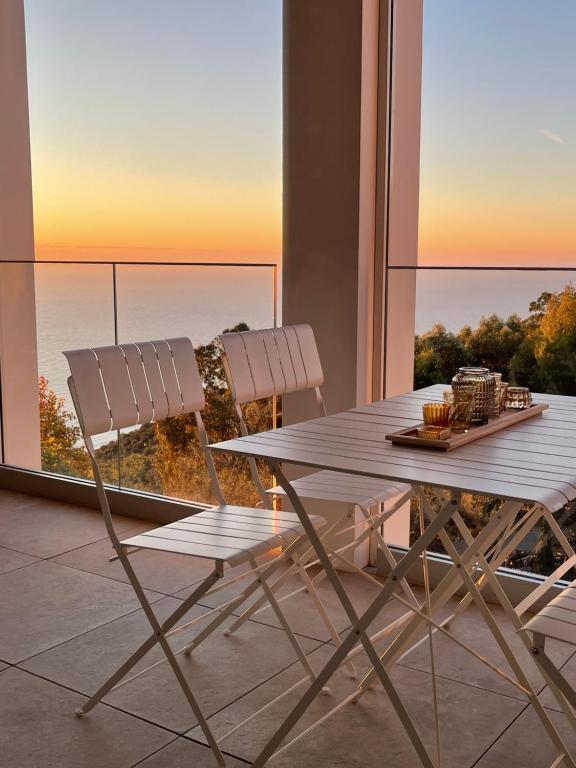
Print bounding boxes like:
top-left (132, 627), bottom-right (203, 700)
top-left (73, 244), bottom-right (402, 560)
top-left (219, 325), bottom-right (324, 405)
top-left (63, 337), bottom-right (205, 437)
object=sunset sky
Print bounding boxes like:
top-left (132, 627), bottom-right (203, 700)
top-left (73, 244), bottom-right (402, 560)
top-left (419, 0), bottom-right (575, 266)
top-left (25, 0), bottom-right (574, 266)
top-left (25, 0), bottom-right (282, 262)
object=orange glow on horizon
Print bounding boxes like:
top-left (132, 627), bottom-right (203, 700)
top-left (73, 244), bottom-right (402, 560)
top-left (32, 153), bottom-right (281, 263)
top-left (418, 191), bottom-right (576, 267)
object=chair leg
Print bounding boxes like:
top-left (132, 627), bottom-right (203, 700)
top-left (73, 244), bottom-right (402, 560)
top-left (76, 555), bottom-right (226, 767)
top-left (76, 566), bottom-right (222, 716)
top-left (154, 630), bottom-right (226, 766)
top-left (289, 550), bottom-right (357, 678)
top-left (223, 560), bottom-right (299, 635)
top-left (529, 633), bottom-right (576, 725)
top-left (357, 505), bottom-right (420, 608)
top-left (181, 533), bottom-right (314, 656)
top-left (247, 554), bottom-right (318, 682)
top-left (181, 548), bottom-right (298, 656)
top-left (225, 516), bottom-right (347, 633)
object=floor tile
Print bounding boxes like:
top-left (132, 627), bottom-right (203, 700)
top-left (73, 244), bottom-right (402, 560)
top-left (135, 737), bottom-right (246, 767)
top-left (0, 545), bottom-right (39, 574)
top-left (0, 495), bottom-right (141, 558)
top-left (0, 489), bottom-right (40, 514)
top-left (3, 488), bottom-right (572, 768)
top-left (180, 565), bottom-right (408, 643)
top-left (0, 667), bottom-right (174, 768)
top-left (22, 593), bottom-right (321, 733)
top-left (21, 596), bottom-right (189, 689)
top-left (53, 526), bottom-right (217, 595)
top-left (189, 644), bottom-right (524, 767)
top-left (0, 560), bottom-right (161, 663)
top-left (476, 706), bottom-right (576, 767)
top-left (400, 601), bottom-right (574, 701)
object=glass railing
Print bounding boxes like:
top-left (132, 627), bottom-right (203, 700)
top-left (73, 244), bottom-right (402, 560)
top-left (1, 259), bottom-right (277, 508)
top-left (389, 265), bottom-right (576, 582)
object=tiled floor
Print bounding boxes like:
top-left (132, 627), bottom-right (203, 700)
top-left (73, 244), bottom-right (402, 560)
top-left (1, 489), bottom-right (575, 767)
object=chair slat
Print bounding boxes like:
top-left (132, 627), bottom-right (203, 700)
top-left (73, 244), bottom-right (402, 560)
top-left (282, 326), bottom-right (308, 388)
top-left (241, 332), bottom-right (275, 401)
top-left (137, 341), bottom-right (170, 421)
top-left (220, 324), bottom-right (324, 402)
top-left (294, 324), bottom-right (324, 387)
top-left (153, 339), bottom-right (184, 417)
top-left (539, 605), bottom-right (576, 626)
top-left (63, 349), bottom-right (112, 436)
top-left (65, 337), bottom-right (206, 436)
top-left (261, 329), bottom-right (287, 393)
top-left (167, 337), bottom-right (205, 411)
top-left (94, 346), bottom-right (139, 431)
top-left (220, 332), bottom-right (257, 404)
top-left (273, 329), bottom-right (298, 392)
top-left (524, 614), bottom-right (576, 645)
top-left (122, 343), bottom-right (154, 424)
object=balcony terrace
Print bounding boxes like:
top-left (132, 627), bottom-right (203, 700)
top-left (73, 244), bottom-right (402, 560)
top-left (2, 489), bottom-right (575, 768)
top-left (2, 0), bottom-right (576, 766)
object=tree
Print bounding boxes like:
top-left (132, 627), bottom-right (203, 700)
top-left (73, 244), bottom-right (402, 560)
top-left (153, 323), bottom-right (274, 506)
top-left (39, 376), bottom-right (91, 477)
top-left (414, 325), bottom-right (469, 388)
top-left (411, 286), bottom-right (576, 578)
top-left (534, 286), bottom-right (576, 395)
top-left (458, 313), bottom-right (525, 381)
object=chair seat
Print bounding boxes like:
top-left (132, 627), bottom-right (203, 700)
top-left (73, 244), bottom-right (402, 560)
top-left (121, 504), bottom-right (325, 567)
top-left (267, 470), bottom-right (411, 509)
top-left (523, 580), bottom-right (576, 645)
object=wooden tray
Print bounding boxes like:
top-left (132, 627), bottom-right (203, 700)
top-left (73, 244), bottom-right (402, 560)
top-left (386, 403), bottom-right (549, 451)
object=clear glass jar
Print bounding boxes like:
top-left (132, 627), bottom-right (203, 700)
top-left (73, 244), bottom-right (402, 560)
top-left (451, 367), bottom-right (496, 425)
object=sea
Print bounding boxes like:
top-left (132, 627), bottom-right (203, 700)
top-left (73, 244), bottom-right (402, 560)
top-left (34, 263), bottom-right (574, 445)
top-left (35, 263), bottom-right (275, 445)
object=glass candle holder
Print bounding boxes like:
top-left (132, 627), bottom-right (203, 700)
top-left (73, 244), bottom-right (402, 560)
top-left (506, 386), bottom-right (532, 410)
top-left (492, 372), bottom-right (503, 417)
top-left (444, 387), bottom-right (474, 433)
top-left (422, 402), bottom-right (450, 428)
top-left (499, 382), bottom-right (509, 413)
top-left (452, 367), bottom-right (496, 425)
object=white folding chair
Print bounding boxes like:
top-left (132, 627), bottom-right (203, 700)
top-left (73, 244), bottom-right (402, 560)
top-left (523, 580), bottom-right (576, 719)
top-left (219, 325), bottom-right (417, 636)
top-left (64, 337), bottom-right (328, 767)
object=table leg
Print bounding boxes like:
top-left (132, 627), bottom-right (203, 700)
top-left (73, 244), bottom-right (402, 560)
top-left (425, 495), bottom-right (576, 768)
top-left (250, 464), bottom-right (456, 768)
top-left (357, 494), bottom-right (526, 689)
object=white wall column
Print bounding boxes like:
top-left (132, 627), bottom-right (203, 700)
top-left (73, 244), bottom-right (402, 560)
top-left (0, 0), bottom-right (41, 469)
top-left (282, 0), bottom-right (423, 561)
top-left (384, 0), bottom-right (423, 399)
top-left (381, 0), bottom-right (423, 548)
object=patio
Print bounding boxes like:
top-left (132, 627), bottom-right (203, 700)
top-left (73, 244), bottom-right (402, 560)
top-left (1, 488), bottom-right (575, 767)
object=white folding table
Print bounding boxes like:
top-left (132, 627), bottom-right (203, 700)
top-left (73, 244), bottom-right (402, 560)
top-left (210, 385), bottom-right (576, 767)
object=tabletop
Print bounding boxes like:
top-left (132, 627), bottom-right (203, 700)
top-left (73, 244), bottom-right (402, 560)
top-left (210, 385), bottom-right (576, 513)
